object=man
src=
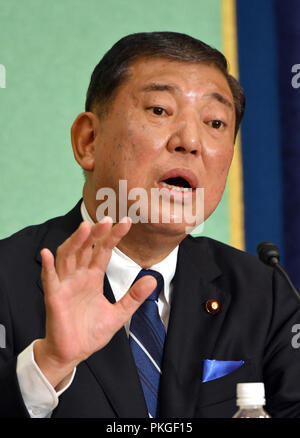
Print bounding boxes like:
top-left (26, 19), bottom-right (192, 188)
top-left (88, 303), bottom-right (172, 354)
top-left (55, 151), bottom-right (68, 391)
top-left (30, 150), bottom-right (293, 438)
top-left (0, 32), bottom-right (300, 418)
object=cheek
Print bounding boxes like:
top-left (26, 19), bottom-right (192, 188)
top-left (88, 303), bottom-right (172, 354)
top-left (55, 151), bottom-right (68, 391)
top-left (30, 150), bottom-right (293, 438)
top-left (101, 137), bottom-right (150, 188)
top-left (203, 144), bottom-right (234, 208)
top-left (205, 142), bottom-right (234, 176)
top-left (121, 126), bottom-right (165, 165)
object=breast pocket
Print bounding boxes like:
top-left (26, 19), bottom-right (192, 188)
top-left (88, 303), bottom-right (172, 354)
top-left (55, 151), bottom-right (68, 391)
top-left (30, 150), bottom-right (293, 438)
top-left (195, 359), bottom-right (259, 418)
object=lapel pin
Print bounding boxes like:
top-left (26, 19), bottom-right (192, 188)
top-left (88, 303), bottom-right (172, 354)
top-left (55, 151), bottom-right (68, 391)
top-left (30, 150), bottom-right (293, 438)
top-left (205, 299), bottom-right (220, 314)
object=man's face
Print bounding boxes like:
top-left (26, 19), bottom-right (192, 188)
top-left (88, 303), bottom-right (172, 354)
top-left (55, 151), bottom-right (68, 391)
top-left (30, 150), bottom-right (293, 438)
top-left (90, 57), bottom-right (235, 237)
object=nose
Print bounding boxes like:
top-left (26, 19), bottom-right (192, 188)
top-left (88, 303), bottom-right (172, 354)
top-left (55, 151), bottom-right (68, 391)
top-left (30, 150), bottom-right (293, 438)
top-left (167, 113), bottom-right (202, 156)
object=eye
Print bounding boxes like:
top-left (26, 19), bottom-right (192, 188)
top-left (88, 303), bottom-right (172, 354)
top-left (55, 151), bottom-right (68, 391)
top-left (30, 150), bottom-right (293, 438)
top-left (208, 119), bottom-right (226, 129)
top-left (150, 106), bottom-right (166, 116)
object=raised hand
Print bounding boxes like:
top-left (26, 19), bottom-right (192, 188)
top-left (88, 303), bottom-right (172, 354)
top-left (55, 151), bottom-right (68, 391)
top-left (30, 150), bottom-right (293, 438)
top-left (33, 217), bottom-right (157, 389)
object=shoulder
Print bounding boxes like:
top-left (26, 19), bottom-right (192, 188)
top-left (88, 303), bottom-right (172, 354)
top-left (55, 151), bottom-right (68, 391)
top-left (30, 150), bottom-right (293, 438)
top-left (0, 213), bottom-right (64, 251)
top-left (0, 217), bottom-right (59, 275)
top-left (0, 200), bottom-right (82, 273)
top-left (183, 234), bottom-right (265, 265)
top-left (182, 235), bottom-right (274, 284)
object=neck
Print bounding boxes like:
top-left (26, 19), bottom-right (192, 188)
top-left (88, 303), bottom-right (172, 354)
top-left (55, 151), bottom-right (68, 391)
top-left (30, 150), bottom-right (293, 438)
top-left (83, 188), bottom-right (184, 268)
top-left (116, 223), bottom-right (183, 268)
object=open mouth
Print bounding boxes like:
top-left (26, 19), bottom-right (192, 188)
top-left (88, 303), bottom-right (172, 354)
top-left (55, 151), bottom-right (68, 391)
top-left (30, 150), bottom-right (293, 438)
top-left (158, 168), bottom-right (198, 193)
top-left (161, 177), bottom-right (193, 192)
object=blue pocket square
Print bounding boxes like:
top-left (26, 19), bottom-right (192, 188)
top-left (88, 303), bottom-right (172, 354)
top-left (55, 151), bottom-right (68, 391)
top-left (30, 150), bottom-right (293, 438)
top-left (202, 359), bottom-right (245, 382)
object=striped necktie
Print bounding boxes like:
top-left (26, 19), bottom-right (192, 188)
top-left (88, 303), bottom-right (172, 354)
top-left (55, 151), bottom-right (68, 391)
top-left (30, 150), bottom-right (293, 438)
top-left (129, 269), bottom-right (165, 418)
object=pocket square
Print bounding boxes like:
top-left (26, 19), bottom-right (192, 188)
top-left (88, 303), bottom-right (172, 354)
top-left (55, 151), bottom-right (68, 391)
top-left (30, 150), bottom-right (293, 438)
top-left (202, 359), bottom-right (245, 382)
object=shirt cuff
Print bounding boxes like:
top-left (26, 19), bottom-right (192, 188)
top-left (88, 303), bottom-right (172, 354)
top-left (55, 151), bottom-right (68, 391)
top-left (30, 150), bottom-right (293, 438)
top-left (16, 340), bottom-right (76, 418)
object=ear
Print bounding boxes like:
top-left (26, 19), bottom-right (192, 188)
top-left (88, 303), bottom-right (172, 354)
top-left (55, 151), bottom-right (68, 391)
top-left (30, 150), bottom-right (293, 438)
top-left (71, 112), bottom-right (99, 171)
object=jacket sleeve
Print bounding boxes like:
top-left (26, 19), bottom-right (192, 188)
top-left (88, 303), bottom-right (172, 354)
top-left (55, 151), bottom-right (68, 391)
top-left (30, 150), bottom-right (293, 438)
top-left (263, 268), bottom-right (300, 418)
top-left (0, 271), bottom-right (30, 418)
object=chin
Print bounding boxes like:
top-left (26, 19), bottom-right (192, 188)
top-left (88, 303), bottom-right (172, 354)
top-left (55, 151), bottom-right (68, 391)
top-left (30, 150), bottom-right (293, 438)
top-left (143, 220), bottom-right (195, 238)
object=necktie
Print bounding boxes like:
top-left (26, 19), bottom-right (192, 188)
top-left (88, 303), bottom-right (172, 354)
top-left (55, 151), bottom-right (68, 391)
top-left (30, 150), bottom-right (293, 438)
top-left (129, 269), bottom-right (165, 418)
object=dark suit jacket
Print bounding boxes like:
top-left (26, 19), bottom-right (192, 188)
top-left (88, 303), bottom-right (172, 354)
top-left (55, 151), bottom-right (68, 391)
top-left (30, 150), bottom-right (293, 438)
top-left (0, 200), bottom-right (300, 418)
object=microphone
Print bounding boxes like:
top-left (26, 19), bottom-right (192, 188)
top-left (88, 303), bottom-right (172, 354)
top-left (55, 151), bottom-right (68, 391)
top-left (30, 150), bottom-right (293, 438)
top-left (257, 241), bottom-right (300, 305)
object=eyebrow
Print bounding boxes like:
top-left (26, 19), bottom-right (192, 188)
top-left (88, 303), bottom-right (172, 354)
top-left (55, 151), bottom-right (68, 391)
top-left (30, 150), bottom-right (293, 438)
top-left (141, 82), bottom-right (179, 93)
top-left (141, 83), bottom-right (234, 110)
top-left (204, 92), bottom-right (234, 110)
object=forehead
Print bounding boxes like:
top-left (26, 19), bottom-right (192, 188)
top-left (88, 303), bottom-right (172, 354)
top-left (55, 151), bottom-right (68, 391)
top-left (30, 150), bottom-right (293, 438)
top-left (123, 57), bottom-right (234, 102)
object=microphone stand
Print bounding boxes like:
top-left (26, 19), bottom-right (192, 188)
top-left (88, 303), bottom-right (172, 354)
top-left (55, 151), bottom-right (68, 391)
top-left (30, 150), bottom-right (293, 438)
top-left (257, 242), bottom-right (300, 306)
top-left (271, 258), bottom-right (300, 305)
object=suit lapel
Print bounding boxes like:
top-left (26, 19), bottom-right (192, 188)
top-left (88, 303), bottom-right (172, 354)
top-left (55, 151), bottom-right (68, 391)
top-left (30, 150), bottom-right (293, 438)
top-left (159, 236), bottom-right (231, 418)
top-left (35, 201), bottom-right (148, 417)
top-left (84, 276), bottom-right (148, 417)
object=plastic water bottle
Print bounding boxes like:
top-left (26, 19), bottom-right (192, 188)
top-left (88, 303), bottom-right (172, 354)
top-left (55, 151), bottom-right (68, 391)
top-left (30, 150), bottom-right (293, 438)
top-left (233, 382), bottom-right (271, 418)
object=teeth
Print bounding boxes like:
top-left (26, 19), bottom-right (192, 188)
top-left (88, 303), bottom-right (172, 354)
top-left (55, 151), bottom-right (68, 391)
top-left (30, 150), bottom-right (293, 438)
top-left (161, 181), bottom-right (192, 192)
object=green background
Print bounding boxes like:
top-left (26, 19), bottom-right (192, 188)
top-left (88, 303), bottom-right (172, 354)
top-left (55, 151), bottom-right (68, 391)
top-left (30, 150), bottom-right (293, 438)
top-left (0, 0), bottom-right (229, 243)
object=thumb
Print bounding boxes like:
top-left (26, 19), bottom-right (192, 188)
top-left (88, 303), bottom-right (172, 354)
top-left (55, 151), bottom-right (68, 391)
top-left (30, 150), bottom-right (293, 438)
top-left (40, 248), bottom-right (60, 295)
top-left (113, 276), bottom-right (157, 324)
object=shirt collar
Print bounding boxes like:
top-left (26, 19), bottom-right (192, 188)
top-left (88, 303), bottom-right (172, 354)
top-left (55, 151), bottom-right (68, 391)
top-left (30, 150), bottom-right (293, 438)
top-left (80, 201), bottom-right (178, 304)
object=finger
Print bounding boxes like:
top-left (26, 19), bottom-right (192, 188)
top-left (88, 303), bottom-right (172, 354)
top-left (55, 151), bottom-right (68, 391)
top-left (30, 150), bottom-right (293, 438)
top-left (41, 248), bottom-right (60, 296)
top-left (55, 221), bottom-right (92, 278)
top-left (94, 216), bottom-right (131, 251)
top-left (89, 217), bottom-right (132, 270)
top-left (112, 275), bottom-right (157, 328)
top-left (56, 220), bottom-right (113, 278)
top-left (76, 217), bottom-right (113, 268)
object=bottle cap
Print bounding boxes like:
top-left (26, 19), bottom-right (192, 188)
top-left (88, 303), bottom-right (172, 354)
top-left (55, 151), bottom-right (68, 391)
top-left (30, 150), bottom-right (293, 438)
top-left (236, 382), bottom-right (266, 406)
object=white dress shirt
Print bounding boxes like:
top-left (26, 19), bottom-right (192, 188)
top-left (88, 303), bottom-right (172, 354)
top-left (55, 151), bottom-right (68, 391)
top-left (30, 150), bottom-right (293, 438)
top-left (16, 202), bottom-right (178, 418)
